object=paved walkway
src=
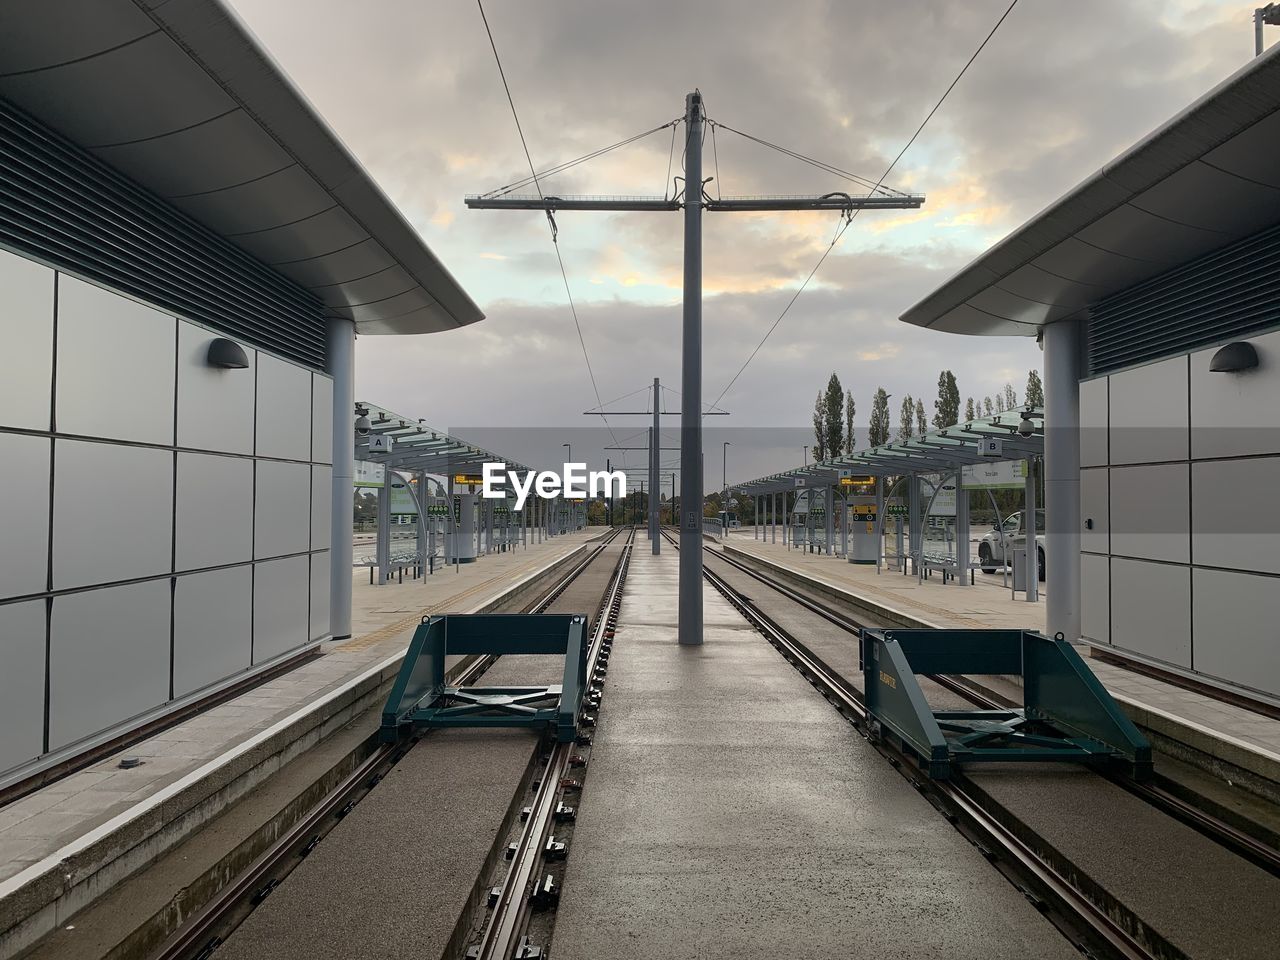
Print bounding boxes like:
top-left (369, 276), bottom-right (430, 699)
top-left (550, 548), bottom-right (1076, 960)
top-left (720, 534), bottom-right (1280, 784)
top-left (0, 529), bottom-right (599, 891)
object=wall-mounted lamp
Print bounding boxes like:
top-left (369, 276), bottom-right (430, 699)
top-left (206, 338), bottom-right (249, 369)
top-left (1209, 341), bottom-right (1259, 373)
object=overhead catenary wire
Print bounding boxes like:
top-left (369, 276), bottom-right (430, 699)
top-left (476, 0), bottom-right (624, 463)
top-left (711, 0), bottom-right (1022, 408)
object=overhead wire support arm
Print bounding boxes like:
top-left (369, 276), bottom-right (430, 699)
top-left (706, 193), bottom-right (923, 212)
top-left (466, 195), bottom-right (680, 211)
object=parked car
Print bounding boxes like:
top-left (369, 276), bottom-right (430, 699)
top-left (978, 509), bottom-right (1045, 580)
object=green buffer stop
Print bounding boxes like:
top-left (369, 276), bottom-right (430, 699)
top-left (381, 613), bottom-right (589, 743)
top-left (860, 628), bottom-right (1152, 781)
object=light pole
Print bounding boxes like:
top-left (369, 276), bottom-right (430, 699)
top-left (561, 443), bottom-right (570, 534)
top-left (803, 445), bottom-right (808, 466)
top-left (1258, 4), bottom-right (1280, 55)
top-left (722, 441), bottom-right (731, 534)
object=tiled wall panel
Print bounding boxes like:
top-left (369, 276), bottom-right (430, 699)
top-left (254, 555), bottom-right (309, 663)
top-left (176, 320), bottom-right (255, 454)
top-left (173, 566), bottom-right (253, 698)
top-left (175, 451), bottom-right (254, 571)
top-left (0, 434), bottom-right (50, 599)
top-left (56, 276), bottom-right (175, 445)
top-left (48, 579), bottom-right (171, 751)
top-left (0, 248), bottom-right (54, 431)
top-left (53, 439), bottom-right (173, 590)
top-left (0, 599), bottom-right (47, 772)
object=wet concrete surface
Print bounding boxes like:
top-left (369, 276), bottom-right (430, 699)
top-left (550, 551), bottom-right (1077, 960)
top-left (215, 544), bottom-right (626, 960)
top-left (967, 765), bottom-right (1280, 959)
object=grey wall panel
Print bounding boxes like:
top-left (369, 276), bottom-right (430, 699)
top-left (0, 599), bottom-right (48, 773)
top-left (54, 440), bottom-right (173, 590)
top-left (175, 452), bottom-right (253, 571)
top-left (312, 374), bottom-right (333, 464)
top-left (253, 555), bottom-right (309, 663)
top-left (176, 320), bottom-right (255, 455)
top-left (1108, 463), bottom-right (1190, 564)
top-left (1192, 567), bottom-right (1280, 696)
top-left (255, 460), bottom-right (311, 559)
top-left (1080, 467), bottom-right (1109, 556)
top-left (1108, 355), bottom-right (1188, 465)
top-left (1079, 376), bottom-right (1108, 467)
top-left (1192, 457), bottom-right (1280, 576)
top-left (48, 578), bottom-right (171, 751)
top-left (56, 276), bottom-right (176, 446)
top-left (310, 552), bottom-right (330, 640)
top-left (173, 565), bottom-right (252, 698)
top-left (255, 353), bottom-right (312, 462)
top-left (0, 434), bottom-right (50, 599)
top-left (1190, 328), bottom-right (1280, 460)
top-left (311, 465), bottom-right (332, 550)
top-left (1080, 552), bottom-right (1110, 645)
top-left (1110, 558), bottom-right (1191, 668)
top-left (0, 249), bottom-right (54, 431)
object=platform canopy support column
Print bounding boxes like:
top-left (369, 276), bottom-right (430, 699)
top-left (1044, 319), bottom-right (1081, 638)
top-left (1025, 458), bottom-right (1039, 602)
top-left (328, 317), bottom-right (355, 639)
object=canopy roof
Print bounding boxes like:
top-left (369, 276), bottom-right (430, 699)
top-left (736, 408), bottom-right (1043, 495)
top-left (0, 0), bottom-right (482, 335)
top-left (899, 45), bottom-right (1280, 336)
top-left (355, 403), bottom-right (536, 478)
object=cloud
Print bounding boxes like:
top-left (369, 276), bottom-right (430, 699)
top-left (228, 0), bottom-right (1249, 484)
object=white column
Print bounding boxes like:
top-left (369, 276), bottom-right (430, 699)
top-left (1044, 319), bottom-right (1081, 639)
top-left (328, 317), bottom-right (355, 640)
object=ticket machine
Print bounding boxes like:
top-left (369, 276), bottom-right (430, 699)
top-left (446, 475), bottom-right (480, 563)
top-left (843, 475), bottom-right (879, 564)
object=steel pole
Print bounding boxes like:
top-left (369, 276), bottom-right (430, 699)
top-left (327, 317), bottom-right (355, 639)
top-left (1258, 8), bottom-right (1265, 56)
top-left (678, 90), bottom-right (705, 645)
top-left (1025, 457), bottom-right (1039, 602)
top-left (1044, 319), bottom-right (1081, 638)
top-left (651, 377), bottom-right (660, 553)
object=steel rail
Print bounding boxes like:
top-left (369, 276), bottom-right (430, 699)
top-left (475, 528), bottom-right (634, 960)
top-left (151, 527), bottom-right (627, 960)
top-left (706, 537), bottom-right (1280, 879)
top-left (657, 530), bottom-right (1156, 960)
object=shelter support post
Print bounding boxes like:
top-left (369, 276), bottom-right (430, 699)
top-left (1025, 458), bottom-right (1039, 602)
top-left (1044, 319), bottom-right (1081, 639)
top-left (328, 317), bottom-right (355, 639)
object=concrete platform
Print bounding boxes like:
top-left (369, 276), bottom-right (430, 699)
top-left (721, 535), bottom-right (1280, 795)
top-left (550, 549), bottom-right (1077, 960)
top-left (0, 528), bottom-right (600, 959)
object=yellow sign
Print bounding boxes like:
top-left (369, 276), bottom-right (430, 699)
top-left (879, 670), bottom-right (897, 690)
top-left (839, 475), bottom-right (876, 489)
top-left (453, 474), bottom-right (484, 486)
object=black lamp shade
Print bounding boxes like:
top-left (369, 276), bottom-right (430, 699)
top-left (207, 338), bottom-right (249, 369)
top-left (1208, 341), bottom-right (1259, 373)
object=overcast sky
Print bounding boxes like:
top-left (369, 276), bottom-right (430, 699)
top-left (230, 0), bottom-right (1260, 488)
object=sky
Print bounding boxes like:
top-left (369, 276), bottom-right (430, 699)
top-left (229, 0), bottom-right (1262, 489)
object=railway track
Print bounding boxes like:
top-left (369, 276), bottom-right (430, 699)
top-left (665, 529), bottom-right (1280, 960)
top-left (152, 527), bottom-right (630, 960)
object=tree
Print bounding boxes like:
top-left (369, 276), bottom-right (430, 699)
top-left (1003, 382), bottom-right (1018, 411)
top-left (822, 373), bottom-right (844, 461)
top-left (898, 394), bottom-right (915, 442)
top-left (983, 396), bottom-right (994, 416)
top-left (845, 389), bottom-right (856, 455)
top-left (965, 397), bottom-right (976, 421)
top-left (994, 392), bottom-right (1006, 414)
top-left (932, 370), bottom-right (961, 429)
top-left (870, 386), bottom-right (890, 448)
top-left (812, 391), bottom-right (826, 463)
top-left (915, 399), bottom-right (927, 436)
top-left (1025, 370), bottom-right (1044, 407)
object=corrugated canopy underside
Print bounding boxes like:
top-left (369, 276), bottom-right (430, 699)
top-left (0, 0), bottom-right (483, 335)
top-left (899, 45), bottom-right (1280, 337)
